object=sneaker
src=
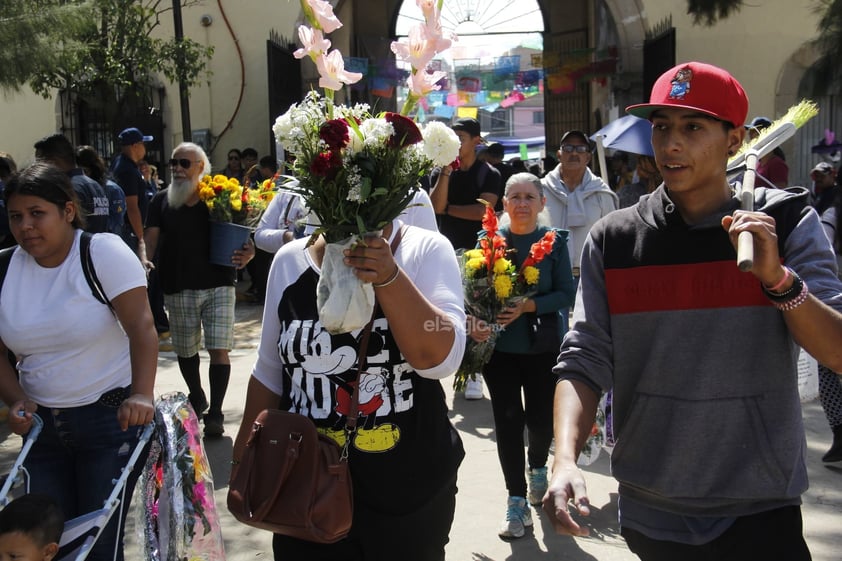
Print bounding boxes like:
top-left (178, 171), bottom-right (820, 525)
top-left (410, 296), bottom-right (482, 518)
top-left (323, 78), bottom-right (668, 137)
top-left (204, 410), bottom-right (225, 437)
top-left (188, 392), bottom-right (209, 421)
top-left (527, 466), bottom-right (548, 506)
top-left (464, 374), bottom-right (484, 400)
top-left (499, 496), bottom-right (532, 539)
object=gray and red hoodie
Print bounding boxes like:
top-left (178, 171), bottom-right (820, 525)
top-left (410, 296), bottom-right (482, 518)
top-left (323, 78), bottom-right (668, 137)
top-left (556, 184), bottom-right (842, 518)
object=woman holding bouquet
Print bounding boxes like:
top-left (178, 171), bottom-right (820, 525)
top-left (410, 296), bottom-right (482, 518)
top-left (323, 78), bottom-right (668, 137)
top-left (469, 172), bottom-right (576, 539)
top-left (232, 218), bottom-right (466, 561)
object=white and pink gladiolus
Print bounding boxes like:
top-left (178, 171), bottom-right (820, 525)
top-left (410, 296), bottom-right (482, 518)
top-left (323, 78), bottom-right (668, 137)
top-left (316, 50), bottom-right (363, 91)
top-left (301, 0), bottom-right (342, 33)
top-left (293, 25), bottom-right (331, 61)
top-left (407, 69), bottom-right (447, 97)
top-left (416, 0), bottom-right (442, 23)
top-left (416, 0), bottom-right (453, 52)
top-left (390, 24), bottom-right (440, 73)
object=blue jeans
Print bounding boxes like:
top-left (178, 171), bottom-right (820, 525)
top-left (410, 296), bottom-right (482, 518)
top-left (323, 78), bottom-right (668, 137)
top-left (25, 400), bottom-right (145, 561)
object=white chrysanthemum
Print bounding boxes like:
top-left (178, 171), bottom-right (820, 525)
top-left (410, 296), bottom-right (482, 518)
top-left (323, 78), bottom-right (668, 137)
top-left (421, 121), bottom-right (461, 166)
top-left (359, 118), bottom-right (395, 147)
top-left (346, 127), bottom-right (364, 154)
top-left (272, 107), bottom-right (296, 144)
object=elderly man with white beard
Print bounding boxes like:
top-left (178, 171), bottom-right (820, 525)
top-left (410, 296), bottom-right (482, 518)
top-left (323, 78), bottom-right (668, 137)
top-left (144, 142), bottom-right (255, 436)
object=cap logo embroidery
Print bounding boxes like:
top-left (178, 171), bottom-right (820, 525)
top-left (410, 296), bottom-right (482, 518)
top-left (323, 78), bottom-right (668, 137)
top-left (668, 68), bottom-right (693, 100)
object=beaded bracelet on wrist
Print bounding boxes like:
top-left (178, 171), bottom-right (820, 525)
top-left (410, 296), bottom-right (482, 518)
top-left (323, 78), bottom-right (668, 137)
top-left (772, 280), bottom-right (809, 311)
top-left (762, 268), bottom-right (804, 302)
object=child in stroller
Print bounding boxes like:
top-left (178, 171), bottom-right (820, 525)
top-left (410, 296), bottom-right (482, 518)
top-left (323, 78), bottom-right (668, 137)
top-left (0, 493), bottom-right (64, 561)
top-left (0, 414), bottom-right (154, 561)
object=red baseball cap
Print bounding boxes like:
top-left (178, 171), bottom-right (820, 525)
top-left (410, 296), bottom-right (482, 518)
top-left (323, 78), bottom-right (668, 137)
top-left (626, 62), bottom-right (748, 129)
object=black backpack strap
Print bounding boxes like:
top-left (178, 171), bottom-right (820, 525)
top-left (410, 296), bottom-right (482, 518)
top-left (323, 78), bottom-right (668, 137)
top-left (0, 246), bottom-right (15, 300)
top-left (79, 232), bottom-right (113, 309)
top-left (282, 194), bottom-right (297, 224)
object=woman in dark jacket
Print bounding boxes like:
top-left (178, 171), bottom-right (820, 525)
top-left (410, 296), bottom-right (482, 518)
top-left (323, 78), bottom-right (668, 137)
top-left (470, 172), bottom-right (577, 538)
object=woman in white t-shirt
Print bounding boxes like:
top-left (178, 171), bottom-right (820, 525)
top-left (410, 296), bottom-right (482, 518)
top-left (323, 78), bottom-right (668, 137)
top-left (0, 163), bottom-right (157, 561)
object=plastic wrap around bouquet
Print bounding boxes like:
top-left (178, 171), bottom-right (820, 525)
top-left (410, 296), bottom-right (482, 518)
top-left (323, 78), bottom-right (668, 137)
top-left (317, 232), bottom-right (380, 334)
top-left (135, 392), bottom-right (225, 561)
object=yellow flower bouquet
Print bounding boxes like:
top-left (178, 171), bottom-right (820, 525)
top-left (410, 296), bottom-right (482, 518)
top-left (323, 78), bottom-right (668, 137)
top-left (198, 174), bottom-right (275, 266)
top-left (453, 204), bottom-right (557, 391)
top-left (197, 174), bottom-right (275, 227)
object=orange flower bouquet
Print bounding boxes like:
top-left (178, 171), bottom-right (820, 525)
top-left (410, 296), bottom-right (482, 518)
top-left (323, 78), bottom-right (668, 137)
top-left (453, 204), bottom-right (557, 391)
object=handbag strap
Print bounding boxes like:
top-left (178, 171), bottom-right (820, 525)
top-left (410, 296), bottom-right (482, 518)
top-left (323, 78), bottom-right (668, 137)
top-left (242, 421), bottom-right (302, 522)
top-left (343, 225), bottom-right (405, 439)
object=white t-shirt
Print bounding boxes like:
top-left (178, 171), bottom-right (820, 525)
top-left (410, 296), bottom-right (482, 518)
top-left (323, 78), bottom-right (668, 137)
top-left (399, 189), bottom-right (438, 232)
top-left (254, 188), bottom-right (310, 253)
top-left (252, 220), bottom-right (466, 396)
top-left (0, 231), bottom-right (147, 407)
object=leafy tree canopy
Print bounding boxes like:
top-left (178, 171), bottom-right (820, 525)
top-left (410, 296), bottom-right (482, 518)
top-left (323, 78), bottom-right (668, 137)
top-left (0, 0), bottom-right (213, 99)
top-left (685, 0), bottom-right (745, 26)
top-left (805, 0), bottom-right (842, 95)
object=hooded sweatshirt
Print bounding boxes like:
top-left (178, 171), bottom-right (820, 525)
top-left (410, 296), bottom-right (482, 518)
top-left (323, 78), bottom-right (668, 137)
top-left (541, 166), bottom-right (618, 270)
top-left (556, 185), bottom-right (842, 520)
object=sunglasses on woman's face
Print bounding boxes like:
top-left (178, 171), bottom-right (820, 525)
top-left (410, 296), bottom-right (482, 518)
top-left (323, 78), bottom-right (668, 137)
top-left (169, 158), bottom-right (198, 169)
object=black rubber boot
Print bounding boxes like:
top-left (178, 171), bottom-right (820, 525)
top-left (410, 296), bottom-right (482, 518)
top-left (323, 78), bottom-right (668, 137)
top-left (822, 425), bottom-right (842, 463)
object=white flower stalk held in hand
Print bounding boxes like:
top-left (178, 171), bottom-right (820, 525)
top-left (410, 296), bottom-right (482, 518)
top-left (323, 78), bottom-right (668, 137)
top-left (292, 0), bottom-right (362, 116)
top-left (391, 0), bottom-right (456, 116)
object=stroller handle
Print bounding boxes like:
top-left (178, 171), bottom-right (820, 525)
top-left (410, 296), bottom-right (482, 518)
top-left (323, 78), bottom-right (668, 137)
top-left (0, 413), bottom-right (45, 507)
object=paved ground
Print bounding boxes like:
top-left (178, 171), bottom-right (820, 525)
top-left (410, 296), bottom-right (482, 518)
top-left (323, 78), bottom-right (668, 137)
top-left (1, 297), bottom-right (841, 560)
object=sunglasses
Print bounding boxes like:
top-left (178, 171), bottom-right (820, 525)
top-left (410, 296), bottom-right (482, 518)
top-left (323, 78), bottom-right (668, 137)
top-left (169, 158), bottom-right (199, 169)
top-left (560, 144), bottom-right (590, 153)
top-left (228, 155), bottom-right (240, 161)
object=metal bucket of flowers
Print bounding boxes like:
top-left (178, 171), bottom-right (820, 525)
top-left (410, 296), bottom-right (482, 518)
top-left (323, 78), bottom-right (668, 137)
top-left (198, 174), bottom-right (275, 266)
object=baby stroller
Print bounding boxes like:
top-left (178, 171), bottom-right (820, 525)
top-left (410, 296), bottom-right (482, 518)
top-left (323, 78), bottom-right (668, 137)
top-left (0, 414), bottom-right (155, 561)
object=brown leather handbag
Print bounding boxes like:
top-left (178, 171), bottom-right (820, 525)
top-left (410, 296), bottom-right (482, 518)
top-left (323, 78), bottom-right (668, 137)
top-left (226, 408), bottom-right (354, 543)
top-left (227, 312), bottom-right (376, 543)
top-left (228, 227), bottom-right (404, 542)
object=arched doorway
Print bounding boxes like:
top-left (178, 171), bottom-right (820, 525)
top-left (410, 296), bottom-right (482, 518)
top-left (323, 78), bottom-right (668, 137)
top-left (347, 0), bottom-right (650, 168)
top-left (389, 0), bottom-right (650, 163)
top-left (394, 1), bottom-right (545, 161)
top-left (778, 44), bottom-right (842, 187)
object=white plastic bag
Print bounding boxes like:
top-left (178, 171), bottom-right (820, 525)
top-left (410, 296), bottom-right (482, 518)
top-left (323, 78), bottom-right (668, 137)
top-left (317, 235), bottom-right (376, 334)
top-left (797, 347), bottom-right (819, 402)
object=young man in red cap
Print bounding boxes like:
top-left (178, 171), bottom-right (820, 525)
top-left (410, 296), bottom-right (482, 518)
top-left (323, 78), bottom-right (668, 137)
top-left (544, 61), bottom-right (842, 559)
